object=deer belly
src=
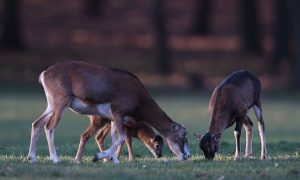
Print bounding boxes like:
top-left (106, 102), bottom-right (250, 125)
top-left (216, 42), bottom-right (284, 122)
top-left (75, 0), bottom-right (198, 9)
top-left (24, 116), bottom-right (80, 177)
top-left (95, 103), bottom-right (113, 120)
top-left (69, 98), bottom-right (97, 115)
top-left (69, 97), bottom-right (113, 119)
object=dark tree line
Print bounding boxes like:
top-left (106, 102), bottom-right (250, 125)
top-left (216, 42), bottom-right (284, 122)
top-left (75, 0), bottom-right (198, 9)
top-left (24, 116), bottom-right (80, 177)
top-left (290, 0), bottom-right (300, 88)
top-left (2, 0), bottom-right (300, 88)
top-left (269, 0), bottom-right (300, 89)
top-left (239, 0), bottom-right (262, 54)
top-left (191, 0), bottom-right (262, 54)
top-left (153, 0), bottom-right (170, 74)
top-left (0, 0), bottom-right (23, 50)
top-left (270, 0), bottom-right (289, 73)
top-left (84, 0), bottom-right (106, 18)
top-left (82, 0), bottom-right (171, 74)
top-left (191, 0), bottom-right (211, 35)
top-left (190, 0), bottom-right (300, 89)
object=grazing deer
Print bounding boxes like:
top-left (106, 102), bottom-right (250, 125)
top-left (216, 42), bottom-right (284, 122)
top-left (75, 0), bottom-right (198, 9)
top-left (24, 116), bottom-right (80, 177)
top-left (27, 61), bottom-right (189, 164)
top-left (195, 70), bottom-right (267, 160)
top-left (74, 115), bottom-right (164, 163)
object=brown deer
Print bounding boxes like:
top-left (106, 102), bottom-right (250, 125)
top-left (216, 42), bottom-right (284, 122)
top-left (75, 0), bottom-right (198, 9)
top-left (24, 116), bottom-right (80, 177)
top-left (27, 61), bottom-right (189, 164)
top-left (195, 70), bottom-right (267, 160)
top-left (74, 115), bottom-right (164, 163)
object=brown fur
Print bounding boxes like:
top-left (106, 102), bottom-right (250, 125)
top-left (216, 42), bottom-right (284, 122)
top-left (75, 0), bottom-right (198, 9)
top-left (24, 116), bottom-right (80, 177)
top-left (75, 116), bottom-right (164, 163)
top-left (27, 61), bottom-right (189, 163)
top-left (196, 70), bottom-right (267, 160)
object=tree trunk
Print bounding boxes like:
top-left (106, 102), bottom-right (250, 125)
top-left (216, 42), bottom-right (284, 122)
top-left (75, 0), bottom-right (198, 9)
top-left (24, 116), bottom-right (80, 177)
top-left (190, 0), bottom-right (211, 35)
top-left (0, 0), bottom-right (23, 50)
top-left (153, 0), bottom-right (171, 74)
top-left (290, 0), bottom-right (300, 89)
top-left (240, 0), bottom-right (262, 54)
top-left (270, 0), bottom-right (289, 73)
top-left (84, 0), bottom-right (105, 18)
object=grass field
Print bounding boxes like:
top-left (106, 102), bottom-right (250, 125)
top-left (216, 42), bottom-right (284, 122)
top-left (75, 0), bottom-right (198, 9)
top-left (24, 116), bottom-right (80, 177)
top-left (0, 91), bottom-right (300, 179)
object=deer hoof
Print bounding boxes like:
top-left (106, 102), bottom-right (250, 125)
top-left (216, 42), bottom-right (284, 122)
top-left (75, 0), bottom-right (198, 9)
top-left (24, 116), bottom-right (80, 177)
top-left (234, 155), bottom-right (241, 161)
top-left (102, 158), bottom-right (110, 163)
top-left (260, 155), bottom-right (267, 160)
top-left (27, 156), bottom-right (37, 163)
top-left (244, 154), bottom-right (253, 160)
top-left (50, 158), bottom-right (60, 164)
top-left (74, 159), bottom-right (82, 164)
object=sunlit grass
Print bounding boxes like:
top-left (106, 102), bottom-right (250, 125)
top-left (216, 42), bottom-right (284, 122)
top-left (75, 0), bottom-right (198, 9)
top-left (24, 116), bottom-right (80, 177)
top-left (0, 92), bottom-right (300, 179)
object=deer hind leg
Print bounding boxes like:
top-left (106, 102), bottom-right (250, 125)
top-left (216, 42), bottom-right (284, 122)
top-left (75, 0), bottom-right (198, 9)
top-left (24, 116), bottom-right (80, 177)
top-left (116, 141), bottom-right (123, 159)
top-left (124, 135), bottom-right (134, 161)
top-left (116, 128), bottom-right (134, 161)
top-left (75, 116), bottom-right (104, 163)
top-left (234, 116), bottom-right (244, 160)
top-left (93, 111), bottom-right (127, 164)
top-left (95, 121), bottom-right (111, 162)
top-left (254, 101), bottom-right (267, 160)
top-left (44, 98), bottom-right (69, 163)
top-left (27, 106), bottom-right (53, 163)
top-left (243, 115), bottom-right (253, 159)
top-left (95, 123), bottom-right (111, 151)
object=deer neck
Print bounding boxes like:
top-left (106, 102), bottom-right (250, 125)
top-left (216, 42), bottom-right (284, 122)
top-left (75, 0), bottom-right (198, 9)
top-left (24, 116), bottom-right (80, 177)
top-left (137, 130), bottom-right (154, 148)
top-left (139, 98), bottom-right (173, 138)
top-left (208, 111), bottom-right (230, 135)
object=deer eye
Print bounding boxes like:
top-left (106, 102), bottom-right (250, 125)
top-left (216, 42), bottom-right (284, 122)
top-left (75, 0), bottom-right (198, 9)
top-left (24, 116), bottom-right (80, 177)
top-left (154, 144), bottom-right (159, 149)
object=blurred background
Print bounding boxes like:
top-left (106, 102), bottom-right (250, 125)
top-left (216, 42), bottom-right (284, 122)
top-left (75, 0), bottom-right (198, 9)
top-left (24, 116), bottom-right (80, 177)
top-left (1, 0), bottom-right (300, 150)
top-left (1, 0), bottom-right (300, 91)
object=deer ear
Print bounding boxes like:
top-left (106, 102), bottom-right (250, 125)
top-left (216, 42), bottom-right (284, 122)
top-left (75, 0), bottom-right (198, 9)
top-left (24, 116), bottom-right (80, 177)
top-left (213, 133), bottom-right (221, 142)
top-left (194, 133), bottom-right (203, 140)
top-left (171, 123), bottom-right (180, 131)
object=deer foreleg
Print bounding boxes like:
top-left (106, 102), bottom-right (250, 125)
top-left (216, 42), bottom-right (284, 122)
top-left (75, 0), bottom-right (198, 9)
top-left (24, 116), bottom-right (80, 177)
top-left (93, 113), bottom-right (127, 164)
top-left (75, 116), bottom-right (103, 163)
top-left (234, 117), bottom-right (243, 160)
top-left (243, 115), bottom-right (253, 159)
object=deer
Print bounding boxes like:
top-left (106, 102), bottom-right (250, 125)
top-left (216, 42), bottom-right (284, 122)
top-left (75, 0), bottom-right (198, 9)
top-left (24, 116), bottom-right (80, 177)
top-left (194, 70), bottom-right (267, 160)
top-left (74, 115), bottom-right (164, 163)
top-left (27, 61), bottom-right (189, 164)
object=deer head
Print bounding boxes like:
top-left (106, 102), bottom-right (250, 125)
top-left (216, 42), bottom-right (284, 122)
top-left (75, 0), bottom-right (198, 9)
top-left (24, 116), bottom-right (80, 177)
top-left (166, 123), bottom-right (190, 160)
top-left (195, 132), bottom-right (221, 160)
top-left (150, 135), bottom-right (164, 158)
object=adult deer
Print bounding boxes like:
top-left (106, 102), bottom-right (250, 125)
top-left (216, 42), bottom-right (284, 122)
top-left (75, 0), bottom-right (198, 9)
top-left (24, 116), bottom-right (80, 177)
top-left (27, 61), bottom-right (189, 164)
top-left (195, 70), bottom-right (267, 160)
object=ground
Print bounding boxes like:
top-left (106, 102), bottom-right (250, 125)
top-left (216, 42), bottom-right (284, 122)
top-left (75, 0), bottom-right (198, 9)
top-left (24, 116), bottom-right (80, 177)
top-left (0, 91), bottom-right (300, 179)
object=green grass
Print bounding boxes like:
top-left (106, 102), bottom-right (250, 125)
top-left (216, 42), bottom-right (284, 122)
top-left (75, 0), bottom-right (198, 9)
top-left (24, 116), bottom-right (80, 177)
top-left (0, 92), bottom-right (300, 179)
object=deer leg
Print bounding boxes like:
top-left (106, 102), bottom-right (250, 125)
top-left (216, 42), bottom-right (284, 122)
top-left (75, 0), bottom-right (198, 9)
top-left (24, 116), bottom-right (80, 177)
top-left (95, 123), bottom-right (111, 162)
top-left (254, 102), bottom-right (267, 160)
top-left (234, 117), bottom-right (243, 160)
top-left (125, 136), bottom-right (134, 161)
top-left (116, 142), bottom-right (123, 159)
top-left (108, 121), bottom-right (120, 163)
top-left (93, 112), bottom-right (127, 164)
top-left (75, 116), bottom-right (103, 163)
top-left (116, 128), bottom-right (134, 161)
top-left (243, 115), bottom-right (253, 159)
top-left (44, 100), bottom-right (69, 163)
top-left (95, 123), bottom-right (111, 151)
top-left (27, 106), bottom-right (53, 163)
